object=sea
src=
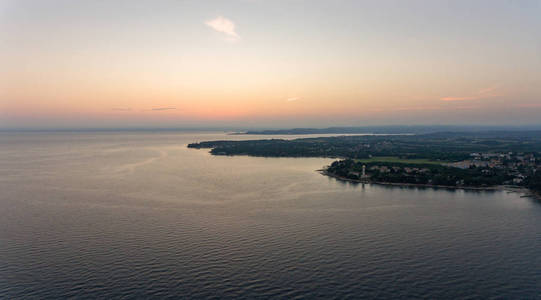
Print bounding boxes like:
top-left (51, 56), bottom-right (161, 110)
top-left (1, 131), bottom-right (540, 299)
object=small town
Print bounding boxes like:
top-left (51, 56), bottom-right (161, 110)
top-left (444, 152), bottom-right (539, 185)
top-left (325, 151), bottom-right (541, 190)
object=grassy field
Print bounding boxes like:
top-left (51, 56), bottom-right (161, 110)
top-left (354, 156), bottom-right (446, 165)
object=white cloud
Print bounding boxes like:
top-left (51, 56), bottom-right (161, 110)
top-left (205, 16), bottom-right (239, 40)
top-left (286, 97), bottom-right (300, 102)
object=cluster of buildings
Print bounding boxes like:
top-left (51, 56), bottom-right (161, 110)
top-left (446, 152), bottom-right (537, 169)
top-left (444, 152), bottom-right (540, 184)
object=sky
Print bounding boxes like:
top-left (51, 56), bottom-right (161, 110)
top-left (1, 0), bottom-right (540, 129)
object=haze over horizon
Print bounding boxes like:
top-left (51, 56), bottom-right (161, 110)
top-left (1, 0), bottom-right (540, 129)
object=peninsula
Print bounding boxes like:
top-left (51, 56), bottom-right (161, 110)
top-left (188, 131), bottom-right (541, 195)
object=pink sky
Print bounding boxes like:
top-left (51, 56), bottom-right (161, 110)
top-left (1, 1), bottom-right (540, 128)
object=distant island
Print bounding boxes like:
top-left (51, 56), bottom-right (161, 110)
top-left (188, 131), bottom-right (541, 197)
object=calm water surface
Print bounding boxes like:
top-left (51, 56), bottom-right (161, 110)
top-left (1, 131), bottom-right (540, 299)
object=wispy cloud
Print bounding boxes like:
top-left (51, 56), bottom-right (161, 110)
top-left (394, 105), bottom-right (442, 111)
top-left (112, 107), bottom-right (132, 111)
top-left (286, 97), bottom-right (300, 102)
top-left (515, 103), bottom-right (541, 108)
top-left (441, 87), bottom-right (501, 101)
top-left (151, 107), bottom-right (176, 111)
top-left (205, 16), bottom-right (240, 40)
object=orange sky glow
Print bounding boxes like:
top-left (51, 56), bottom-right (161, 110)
top-left (1, 1), bottom-right (540, 128)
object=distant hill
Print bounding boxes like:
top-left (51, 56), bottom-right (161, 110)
top-left (423, 130), bottom-right (541, 139)
top-left (242, 125), bottom-right (541, 135)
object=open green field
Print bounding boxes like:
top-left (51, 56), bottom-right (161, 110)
top-left (354, 156), bottom-right (446, 165)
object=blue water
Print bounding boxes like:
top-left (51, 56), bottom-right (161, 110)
top-left (1, 131), bottom-right (540, 299)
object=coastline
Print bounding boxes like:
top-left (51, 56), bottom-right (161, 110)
top-left (526, 190), bottom-right (541, 202)
top-left (319, 169), bottom-right (541, 200)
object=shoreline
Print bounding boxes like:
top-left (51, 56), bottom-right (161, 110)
top-left (527, 190), bottom-right (541, 202)
top-left (319, 169), bottom-right (541, 200)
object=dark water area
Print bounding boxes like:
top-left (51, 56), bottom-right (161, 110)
top-left (1, 131), bottom-right (540, 299)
